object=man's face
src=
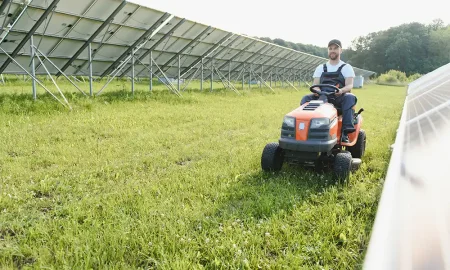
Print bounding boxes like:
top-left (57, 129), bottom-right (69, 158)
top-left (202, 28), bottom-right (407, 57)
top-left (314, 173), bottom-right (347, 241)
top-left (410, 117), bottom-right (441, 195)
top-left (328, 44), bottom-right (341, 60)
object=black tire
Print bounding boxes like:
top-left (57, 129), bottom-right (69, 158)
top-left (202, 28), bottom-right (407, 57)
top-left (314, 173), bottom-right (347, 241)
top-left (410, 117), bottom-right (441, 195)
top-left (261, 142), bottom-right (284, 172)
top-left (334, 151), bottom-right (352, 180)
top-left (347, 129), bottom-right (366, 159)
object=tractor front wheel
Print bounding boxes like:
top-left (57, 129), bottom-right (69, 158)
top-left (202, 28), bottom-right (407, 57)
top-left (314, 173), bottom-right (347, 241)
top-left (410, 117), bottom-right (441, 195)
top-left (261, 142), bottom-right (284, 172)
top-left (333, 151), bottom-right (352, 181)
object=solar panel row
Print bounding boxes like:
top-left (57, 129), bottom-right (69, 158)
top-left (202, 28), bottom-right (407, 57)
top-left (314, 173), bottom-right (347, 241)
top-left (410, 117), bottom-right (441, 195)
top-left (364, 62), bottom-right (450, 269)
top-left (0, 0), bottom-right (375, 94)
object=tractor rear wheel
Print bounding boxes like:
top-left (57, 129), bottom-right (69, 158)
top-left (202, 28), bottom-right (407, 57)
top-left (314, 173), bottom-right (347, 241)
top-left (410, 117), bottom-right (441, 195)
top-left (347, 129), bottom-right (366, 159)
top-left (261, 142), bottom-right (284, 172)
top-left (334, 151), bottom-right (352, 181)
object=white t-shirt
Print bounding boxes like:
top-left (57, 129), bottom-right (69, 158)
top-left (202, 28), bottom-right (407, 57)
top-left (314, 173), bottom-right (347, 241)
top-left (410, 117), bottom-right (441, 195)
top-left (313, 60), bottom-right (355, 79)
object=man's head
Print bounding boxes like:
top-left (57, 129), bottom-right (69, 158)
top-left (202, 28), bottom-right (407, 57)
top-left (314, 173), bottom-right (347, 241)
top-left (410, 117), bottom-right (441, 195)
top-left (327, 39), bottom-right (342, 61)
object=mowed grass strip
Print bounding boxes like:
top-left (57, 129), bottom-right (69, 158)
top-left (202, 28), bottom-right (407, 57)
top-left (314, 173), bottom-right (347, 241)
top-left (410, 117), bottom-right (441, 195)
top-left (0, 84), bottom-right (405, 269)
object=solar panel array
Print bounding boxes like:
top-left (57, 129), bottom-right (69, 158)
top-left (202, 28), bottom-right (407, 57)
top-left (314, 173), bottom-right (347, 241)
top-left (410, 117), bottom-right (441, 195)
top-left (0, 0), bottom-right (375, 95)
top-left (364, 63), bottom-right (450, 269)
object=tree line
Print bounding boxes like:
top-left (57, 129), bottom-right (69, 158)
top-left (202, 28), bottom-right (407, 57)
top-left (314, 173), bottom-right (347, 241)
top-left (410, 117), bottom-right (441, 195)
top-left (259, 19), bottom-right (450, 76)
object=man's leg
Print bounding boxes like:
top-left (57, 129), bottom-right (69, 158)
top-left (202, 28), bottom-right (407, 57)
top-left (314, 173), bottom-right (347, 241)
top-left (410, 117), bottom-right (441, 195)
top-left (300, 94), bottom-right (318, 105)
top-left (333, 93), bottom-right (357, 143)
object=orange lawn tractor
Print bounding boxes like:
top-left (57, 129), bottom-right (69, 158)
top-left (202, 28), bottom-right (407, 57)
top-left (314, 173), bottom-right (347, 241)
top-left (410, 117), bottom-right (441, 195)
top-left (261, 84), bottom-right (366, 180)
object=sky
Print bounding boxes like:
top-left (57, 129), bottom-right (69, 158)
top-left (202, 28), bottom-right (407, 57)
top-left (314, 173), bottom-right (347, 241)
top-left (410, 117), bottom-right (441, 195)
top-left (130, 0), bottom-right (450, 49)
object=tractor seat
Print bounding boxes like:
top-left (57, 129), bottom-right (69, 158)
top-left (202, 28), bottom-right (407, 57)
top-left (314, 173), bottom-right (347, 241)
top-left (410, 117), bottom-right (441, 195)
top-left (336, 107), bottom-right (343, 116)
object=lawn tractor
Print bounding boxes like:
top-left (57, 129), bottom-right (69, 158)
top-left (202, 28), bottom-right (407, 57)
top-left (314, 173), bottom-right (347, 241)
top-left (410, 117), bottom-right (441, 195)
top-left (261, 84), bottom-right (366, 180)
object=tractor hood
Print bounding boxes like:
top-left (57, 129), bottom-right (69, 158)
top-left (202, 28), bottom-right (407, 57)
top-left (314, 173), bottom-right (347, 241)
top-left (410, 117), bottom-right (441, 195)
top-left (286, 100), bottom-right (336, 120)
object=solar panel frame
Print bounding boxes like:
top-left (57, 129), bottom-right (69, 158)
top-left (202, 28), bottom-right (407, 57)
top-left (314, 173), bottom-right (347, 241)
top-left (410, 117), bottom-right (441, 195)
top-left (0, 0), bottom-right (376, 96)
top-left (364, 62), bottom-right (450, 269)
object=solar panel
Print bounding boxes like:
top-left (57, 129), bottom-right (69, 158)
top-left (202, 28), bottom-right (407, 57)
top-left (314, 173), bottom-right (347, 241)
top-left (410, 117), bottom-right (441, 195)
top-left (0, 0), bottom-right (375, 100)
top-left (364, 62), bottom-right (450, 270)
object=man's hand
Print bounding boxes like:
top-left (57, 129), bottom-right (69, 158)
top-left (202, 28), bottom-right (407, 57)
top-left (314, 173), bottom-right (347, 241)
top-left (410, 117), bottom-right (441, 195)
top-left (335, 89), bottom-right (343, 96)
top-left (313, 87), bottom-right (321, 96)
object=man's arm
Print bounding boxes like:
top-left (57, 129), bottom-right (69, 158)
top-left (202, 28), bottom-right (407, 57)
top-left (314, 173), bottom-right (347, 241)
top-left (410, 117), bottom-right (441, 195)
top-left (312, 64), bottom-right (322, 93)
top-left (339, 77), bottom-right (354, 94)
top-left (312, 77), bottom-right (320, 91)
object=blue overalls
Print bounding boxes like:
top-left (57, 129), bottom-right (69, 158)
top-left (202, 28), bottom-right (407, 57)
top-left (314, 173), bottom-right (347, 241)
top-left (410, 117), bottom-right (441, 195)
top-left (300, 63), bottom-right (357, 135)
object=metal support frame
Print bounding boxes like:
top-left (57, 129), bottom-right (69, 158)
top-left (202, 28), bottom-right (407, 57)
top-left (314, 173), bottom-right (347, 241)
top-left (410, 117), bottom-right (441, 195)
top-left (100, 12), bottom-right (170, 78)
top-left (234, 63), bottom-right (246, 81)
top-left (0, 0), bottom-right (60, 74)
top-left (73, 4), bottom-right (143, 75)
top-left (196, 35), bottom-right (241, 81)
top-left (33, 52), bottom-right (72, 108)
top-left (181, 64), bottom-right (201, 91)
top-left (155, 26), bottom-right (212, 77)
top-left (279, 70), bottom-right (299, 91)
top-left (120, 18), bottom-right (186, 78)
top-left (40, 0), bottom-right (98, 56)
top-left (30, 36), bottom-right (37, 100)
top-left (57, 0), bottom-right (127, 76)
top-left (210, 57), bottom-right (213, 92)
top-left (213, 64), bottom-right (240, 94)
top-left (96, 15), bottom-right (174, 95)
top-left (228, 61), bottom-right (231, 88)
top-left (263, 52), bottom-right (306, 76)
top-left (32, 43), bottom-right (87, 96)
top-left (0, 0), bottom-right (11, 17)
top-left (242, 64), bottom-right (245, 90)
top-left (180, 33), bottom-right (234, 78)
top-left (259, 49), bottom-right (292, 69)
top-left (216, 40), bottom-right (257, 72)
top-left (150, 51), bottom-right (153, 91)
top-left (0, 0), bottom-right (29, 43)
top-left (0, 45), bottom-right (70, 108)
top-left (200, 57), bottom-right (204, 91)
top-left (178, 54), bottom-right (181, 93)
top-left (36, 0), bottom-right (100, 71)
top-left (131, 49), bottom-right (135, 95)
top-left (88, 42), bottom-right (93, 96)
top-left (226, 43), bottom-right (272, 77)
top-left (260, 65), bottom-right (263, 88)
top-left (270, 72), bottom-right (272, 87)
top-left (133, 57), bottom-right (181, 97)
top-left (249, 66), bottom-right (274, 92)
top-left (259, 53), bottom-right (311, 85)
top-left (249, 64), bottom-right (252, 89)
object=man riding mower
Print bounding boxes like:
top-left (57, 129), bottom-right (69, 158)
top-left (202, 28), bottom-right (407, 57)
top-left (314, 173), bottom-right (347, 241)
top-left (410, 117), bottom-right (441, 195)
top-left (260, 83), bottom-right (366, 180)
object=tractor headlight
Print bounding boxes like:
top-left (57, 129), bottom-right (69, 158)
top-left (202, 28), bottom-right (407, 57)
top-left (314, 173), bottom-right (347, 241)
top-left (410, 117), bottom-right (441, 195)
top-left (310, 118), bottom-right (330, 129)
top-left (283, 116), bottom-right (295, 128)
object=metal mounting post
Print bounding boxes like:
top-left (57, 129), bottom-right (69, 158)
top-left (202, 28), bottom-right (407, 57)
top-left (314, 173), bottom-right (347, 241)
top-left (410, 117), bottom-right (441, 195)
top-left (270, 72), bottom-right (272, 88)
top-left (178, 54), bottom-right (181, 93)
top-left (88, 42), bottom-right (93, 97)
top-left (150, 51), bottom-right (153, 91)
top-left (131, 49), bottom-right (135, 95)
top-left (260, 65), bottom-right (263, 88)
top-left (228, 61), bottom-right (231, 88)
top-left (30, 35), bottom-right (37, 100)
top-left (200, 58), bottom-right (204, 91)
top-left (249, 64), bottom-right (252, 89)
top-left (210, 58), bottom-right (213, 92)
top-left (242, 64), bottom-right (245, 90)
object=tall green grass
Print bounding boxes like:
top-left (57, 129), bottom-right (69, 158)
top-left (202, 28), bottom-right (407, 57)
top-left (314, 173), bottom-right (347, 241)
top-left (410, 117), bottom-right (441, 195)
top-left (0, 83), bottom-right (405, 269)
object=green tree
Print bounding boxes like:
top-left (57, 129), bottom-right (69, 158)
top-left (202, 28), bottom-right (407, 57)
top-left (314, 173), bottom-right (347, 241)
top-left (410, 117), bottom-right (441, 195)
top-left (429, 26), bottom-right (450, 69)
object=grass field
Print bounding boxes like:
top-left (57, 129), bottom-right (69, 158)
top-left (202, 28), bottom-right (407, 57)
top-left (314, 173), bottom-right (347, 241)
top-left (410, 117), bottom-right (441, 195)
top-left (0, 82), bottom-right (405, 269)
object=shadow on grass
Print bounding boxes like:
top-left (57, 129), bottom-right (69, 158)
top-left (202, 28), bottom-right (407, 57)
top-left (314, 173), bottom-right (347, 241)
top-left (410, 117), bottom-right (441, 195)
top-left (213, 165), bottom-right (341, 221)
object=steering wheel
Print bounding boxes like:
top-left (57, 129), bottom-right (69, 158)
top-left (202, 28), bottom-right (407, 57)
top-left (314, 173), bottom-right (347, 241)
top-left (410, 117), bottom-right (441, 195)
top-left (309, 84), bottom-right (340, 96)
